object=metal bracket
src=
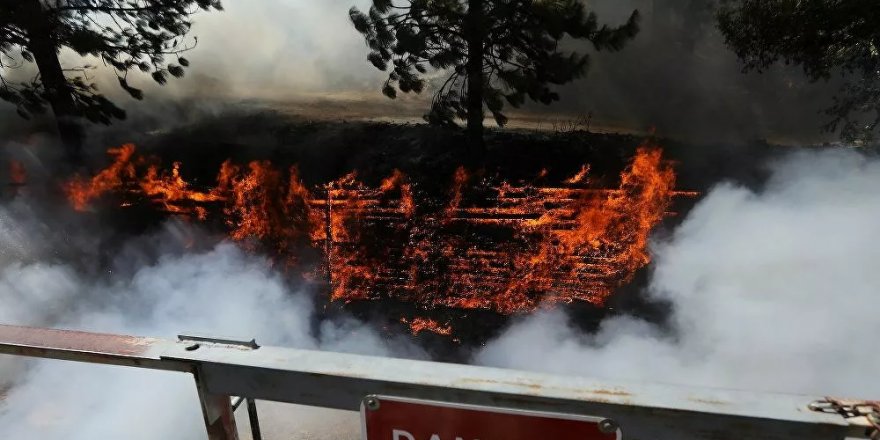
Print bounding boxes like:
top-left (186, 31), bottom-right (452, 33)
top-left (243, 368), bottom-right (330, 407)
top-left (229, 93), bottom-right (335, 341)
top-left (178, 333), bottom-right (260, 350)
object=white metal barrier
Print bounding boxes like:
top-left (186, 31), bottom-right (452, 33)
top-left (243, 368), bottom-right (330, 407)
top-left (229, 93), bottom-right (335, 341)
top-left (0, 324), bottom-right (874, 440)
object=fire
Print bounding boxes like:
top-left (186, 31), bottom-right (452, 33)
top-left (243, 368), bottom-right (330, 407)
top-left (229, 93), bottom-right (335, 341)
top-left (215, 161), bottom-right (322, 264)
top-left (64, 144), bottom-right (136, 210)
top-left (401, 317), bottom-right (453, 336)
top-left (63, 142), bottom-right (694, 315)
top-left (140, 162), bottom-right (224, 220)
top-left (564, 165), bottom-right (589, 184)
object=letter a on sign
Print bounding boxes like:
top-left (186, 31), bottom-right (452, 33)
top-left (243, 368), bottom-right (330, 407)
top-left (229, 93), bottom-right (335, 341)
top-left (361, 396), bottom-right (620, 440)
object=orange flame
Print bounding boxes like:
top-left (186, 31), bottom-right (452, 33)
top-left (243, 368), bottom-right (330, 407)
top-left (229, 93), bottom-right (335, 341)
top-left (140, 162), bottom-right (224, 220)
top-left (401, 317), bottom-right (453, 336)
top-left (564, 164), bottom-right (590, 184)
top-left (210, 161), bottom-right (323, 266)
top-left (64, 142), bottom-right (694, 315)
top-left (64, 144), bottom-right (136, 210)
top-left (444, 166), bottom-right (469, 219)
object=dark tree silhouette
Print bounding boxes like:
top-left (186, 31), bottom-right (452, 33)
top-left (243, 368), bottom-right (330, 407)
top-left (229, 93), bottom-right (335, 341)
top-left (717, 0), bottom-right (880, 143)
top-left (0, 0), bottom-right (222, 161)
top-left (349, 0), bottom-right (639, 151)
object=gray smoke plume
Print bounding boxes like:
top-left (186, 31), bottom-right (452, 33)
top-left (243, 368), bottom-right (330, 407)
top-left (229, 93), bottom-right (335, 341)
top-left (476, 147), bottom-right (880, 399)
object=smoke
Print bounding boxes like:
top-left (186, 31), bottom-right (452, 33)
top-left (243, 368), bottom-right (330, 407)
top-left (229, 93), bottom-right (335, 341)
top-left (170, 0), bottom-right (839, 143)
top-left (476, 147), bottom-right (880, 398)
top-left (59, 0), bottom-right (382, 105)
top-left (532, 0), bottom-right (839, 143)
top-left (0, 0), bottom-right (392, 149)
top-left (174, 0), bottom-right (379, 98)
top-left (3, 138), bottom-right (879, 437)
top-left (1, 0), bottom-right (845, 145)
top-left (165, 0), bottom-right (838, 144)
top-left (0, 196), bottom-right (424, 439)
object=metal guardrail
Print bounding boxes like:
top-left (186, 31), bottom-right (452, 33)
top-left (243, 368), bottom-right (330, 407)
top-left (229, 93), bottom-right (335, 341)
top-left (0, 324), bottom-right (873, 440)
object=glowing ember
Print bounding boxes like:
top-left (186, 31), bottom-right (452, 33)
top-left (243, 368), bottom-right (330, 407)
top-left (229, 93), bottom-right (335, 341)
top-left (63, 142), bottom-right (694, 314)
top-left (9, 160), bottom-right (26, 186)
top-left (401, 317), bottom-right (453, 336)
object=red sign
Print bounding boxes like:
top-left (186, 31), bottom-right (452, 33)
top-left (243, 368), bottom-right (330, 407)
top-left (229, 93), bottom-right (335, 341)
top-left (361, 396), bottom-right (619, 440)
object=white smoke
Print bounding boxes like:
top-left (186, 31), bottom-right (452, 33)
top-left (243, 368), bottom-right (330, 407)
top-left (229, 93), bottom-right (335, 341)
top-left (475, 148), bottom-right (880, 398)
top-left (0, 203), bottom-right (422, 439)
top-left (80, 0), bottom-right (383, 103)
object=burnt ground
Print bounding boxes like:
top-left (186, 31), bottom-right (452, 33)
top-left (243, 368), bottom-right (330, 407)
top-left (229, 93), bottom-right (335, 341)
top-left (2, 109), bottom-right (806, 361)
top-left (82, 109), bottom-right (786, 192)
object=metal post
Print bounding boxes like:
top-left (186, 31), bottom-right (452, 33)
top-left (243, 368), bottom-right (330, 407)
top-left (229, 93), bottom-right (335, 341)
top-left (194, 367), bottom-right (239, 440)
top-left (246, 398), bottom-right (263, 440)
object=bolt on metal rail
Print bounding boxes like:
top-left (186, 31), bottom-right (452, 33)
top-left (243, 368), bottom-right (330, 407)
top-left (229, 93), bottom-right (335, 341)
top-left (0, 324), bottom-right (875, 440)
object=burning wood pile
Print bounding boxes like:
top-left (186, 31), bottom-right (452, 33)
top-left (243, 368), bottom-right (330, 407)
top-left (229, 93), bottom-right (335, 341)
top-left (63, 142), bottom-right (695, 331)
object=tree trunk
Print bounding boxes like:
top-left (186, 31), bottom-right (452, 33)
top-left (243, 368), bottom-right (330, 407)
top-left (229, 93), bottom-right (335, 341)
top-left (466, 0), bottom-right (486, 155)
top-left (20, 0), bottom-right (84, 163)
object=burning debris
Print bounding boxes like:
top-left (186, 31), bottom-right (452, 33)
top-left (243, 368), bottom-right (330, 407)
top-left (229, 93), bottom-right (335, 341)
top-left (400, 317), bottom-right (454, 337)
top-left (63, 143), bottom-right (695, 328)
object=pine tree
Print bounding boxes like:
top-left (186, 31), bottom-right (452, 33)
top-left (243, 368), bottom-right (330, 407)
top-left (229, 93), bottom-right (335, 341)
top-left (717, 0), bottom-right (880, 143)
top-left (0, 0), bottom-right (223, 161)
top-left (350, 0), bottom-right (639, 152)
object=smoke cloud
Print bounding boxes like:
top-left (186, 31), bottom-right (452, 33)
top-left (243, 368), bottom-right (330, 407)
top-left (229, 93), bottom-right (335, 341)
top-left (0, 196), bottom-right (423, 439)
top-left (476, 147), bottom-right (880, 398)
top-left (121, 0), bottom-right (379, 101)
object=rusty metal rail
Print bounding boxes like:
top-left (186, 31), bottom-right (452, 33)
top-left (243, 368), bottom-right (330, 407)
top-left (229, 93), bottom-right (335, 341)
top-left (0, 324), bottom-right (873, 440)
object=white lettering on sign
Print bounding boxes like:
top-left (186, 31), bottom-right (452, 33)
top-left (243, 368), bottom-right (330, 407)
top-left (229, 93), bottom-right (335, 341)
top-left (392, 430), bottom-right (478, 440)
top-left (393, 430), bottom-right (415, 440)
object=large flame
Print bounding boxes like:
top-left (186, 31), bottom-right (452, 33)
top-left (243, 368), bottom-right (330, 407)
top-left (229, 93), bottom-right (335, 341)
top-left (64, 144), bottom-right (137, 210)
top-left (63, 142), bottom-right (694, 323)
